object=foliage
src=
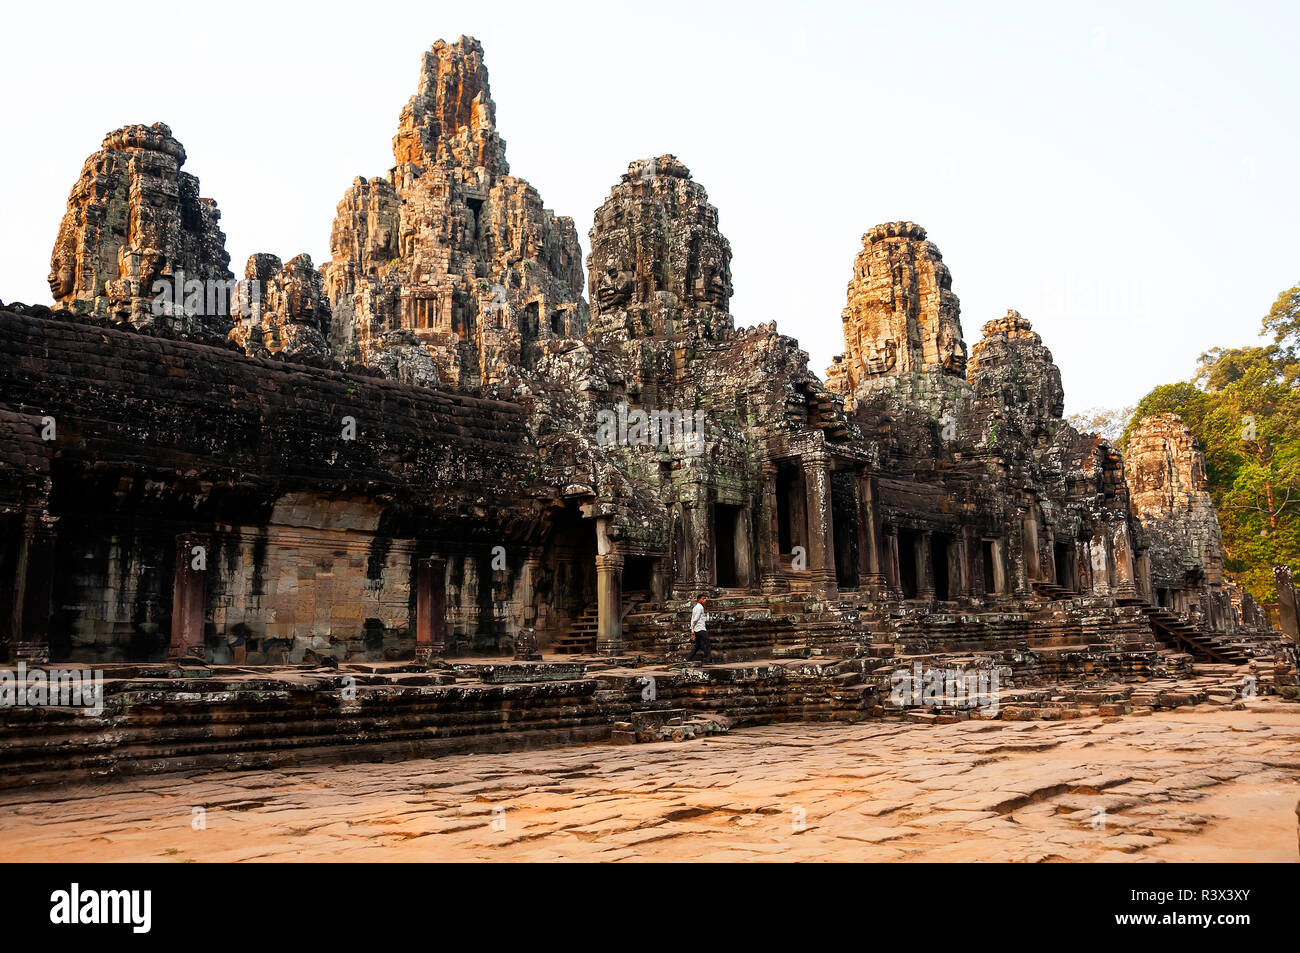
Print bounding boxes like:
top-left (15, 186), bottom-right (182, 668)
top-left (1124, 285), bottom-right (1300, 603)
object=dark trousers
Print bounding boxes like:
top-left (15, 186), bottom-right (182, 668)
top-left (687, 629), bottom-right (712, 663)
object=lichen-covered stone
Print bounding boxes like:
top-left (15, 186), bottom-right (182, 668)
top-left (587, 155), bottom-right (732, 341)
top-left (48, 122), bottom-right (232, 335)
top-left (322, 36), bottom-right (587, 389)
top-left (228, 253), bottom-right (332, 359)
top-left (828, 222), bottom-right (966, 399)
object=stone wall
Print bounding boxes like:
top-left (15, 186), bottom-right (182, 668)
top-left (0, 307), bottom-right (550, 661)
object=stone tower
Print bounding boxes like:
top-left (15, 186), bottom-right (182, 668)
top-left (227, 253), bottom-right (332, 359)
top-left (827, 222), bottom-right (966, 398)
top-left (1125, 413), bottom-right (1226, 588)
top-left (321, 36), bottom-right (587, 388)
top-left (48, 122), bottom-right (233, 335)
top-left (587, 155), bottom-right (732, 341)
top-left (967, 309), bottom-right (1065, 426)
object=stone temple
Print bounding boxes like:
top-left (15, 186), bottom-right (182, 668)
top-left (0, 36), bottom-right (1294, 783)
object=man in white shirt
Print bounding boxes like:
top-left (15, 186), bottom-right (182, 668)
top-left (687, 594), bottom-right (712, 664)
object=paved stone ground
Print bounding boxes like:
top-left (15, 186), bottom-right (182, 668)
top-left (1, 704), bottom-right (1297, 862)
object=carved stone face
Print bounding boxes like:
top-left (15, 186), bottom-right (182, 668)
top-left (596, 265), bottom-right (633, 313)
top-left (703, 264), bottom-right (729, 308)
top-left (938, 323), bottom-right (966, 374)
top-left (865, 338), bottom-right (898, 375)
top-left (48, 254), bottom-right (74, 300)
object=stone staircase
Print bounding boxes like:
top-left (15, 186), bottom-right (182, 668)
top-left (1031, 581), bottom-right (1075, 601)
top-left (551, 605), bottom-right (598, 655)
top-left (1117, 597), bottom-right (1249, 664)
top-left (552, 591), bottom-right (648, 655)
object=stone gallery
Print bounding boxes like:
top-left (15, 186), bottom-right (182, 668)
top-left (0, 37), bottom-right (1294, 786)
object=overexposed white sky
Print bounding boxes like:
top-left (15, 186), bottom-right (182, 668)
top-left (2, 0), bottom-right (1295, 414)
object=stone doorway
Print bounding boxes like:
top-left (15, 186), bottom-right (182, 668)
top-left (714, 504), bottom-right (739, 588)
top-left (898, 530), bottom-right (920, 598)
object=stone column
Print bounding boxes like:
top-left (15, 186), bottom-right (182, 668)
top-left (1136, 550), bottom-right (1153, 602)
top-left (1042, 527), bottom-right (1057, 587)
top-left (991, 537), bottom-right (1008, 596)
top-left (1022, 503), bottom-right (1041, 585)
top-left (168, 533), bottom-right (209, 661)
top-left (916, 532), bottom-right (935, 600)
top-left (856, 473), bottom-right (885, 591)
top-left (3, 517), bottom-right (32, 663)
top-left (1077, 539), bottom-right (1092, 593)
top-left (11, 513), bottom-right (57, 664)
top-left (962, 528), bottom-right (980, 599)
top-left (886, 527), bottom-right (901, 594)
top-left (1112, 523), bottom-right (1137, 598)
top-left (1273, 566), bottom-right (1299, 642)
top-left (519, 551), bottom-right (541, 629)
top-left (947, 536), bottom-right (964, 603)
top-left (595, 553), bottom-right (625, 655)
top-left (734, 506), bottom-right (754, 589)
top-left (683, 501), bottom-right (711, 591)
top-left (758, 464), bottom-right (782, 593)
top-left (651, 556), bottom-right (671, 605)
top-left (802, 452), bottom-right (837, 598)
top-left (759, 460), bottom-right (774, 587)
top-left (1089, 532), bottom-right (1112, 596)
top-left (414, 556), bottom-right (447, 663)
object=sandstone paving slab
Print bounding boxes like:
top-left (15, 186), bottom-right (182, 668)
top-left (0, 706), bottom-right (1296, 862)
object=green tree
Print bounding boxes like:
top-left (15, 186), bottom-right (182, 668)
top-left (1262, 282), bottom-right (1300, 354)
top-left (1124, 285), bottom-right (1300, 604)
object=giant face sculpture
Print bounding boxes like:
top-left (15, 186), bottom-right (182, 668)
top-left (595, 264), bottom-right (634, 313)
top-left (48, 250), bottom-right (75, 300)
top-left (938, 323), bottom-right (966, 375)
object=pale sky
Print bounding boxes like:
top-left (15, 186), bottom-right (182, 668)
top-left (2, 0), bottom-right (1295, 414)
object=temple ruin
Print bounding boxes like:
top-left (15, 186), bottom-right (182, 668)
top-left (0, 35), bottom-right (1293, 784)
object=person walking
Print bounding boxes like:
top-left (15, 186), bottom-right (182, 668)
top-left (687, 594), bottom-right (712, 664)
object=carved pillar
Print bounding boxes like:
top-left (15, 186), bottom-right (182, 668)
top-left (1077, 539), bottom-right (1092, 593)
top-left (1136, 550), bottom-right (1153, 602)
top-left (758, 463), bottom-right (782, 592)
top-left (168, 533), bottom-right (209, 661)
top-left (1112, 523), bottom-right (1137, 598)
top-left (10, 513), bottom-right (57, 664)
top-left (803, 452), bottom-right (837, 599)
top-left (1042, 527), bottom-right (1057, 587)
top-left (886, 526), bottom-right (901, 594)
top-left (1021, 502), bottom-right (1041, 588)
top-left (651, 555), bottom-right (671, 605)
top-left (3, 516), bottom-right (32, 663)
top-left (962, 527), bottom-right (980, 599)
top-left (683, 501), bottom-right (711, 591)
top-left (519, 550), bottom-right (541, 629)
top-left (1089, 532), bottom-right (1112, 596)
top-left (991, 537), bottom-right (1008, 596)
top-left (916, 531), bottom-right (935, 600)
top-left (734, 506), bottom-right (754, 589)
top-left (414, 556), bottom-right (447, 663)
top-left (947, 536), bottom-right (964, 603)
top-left (856, 472), bottom-right (885, 591)
top-left (595, 553), bottom-right (625, 656)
